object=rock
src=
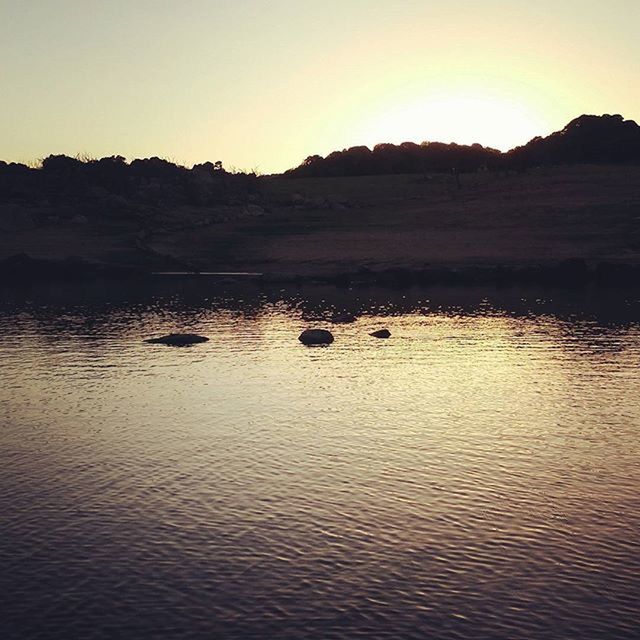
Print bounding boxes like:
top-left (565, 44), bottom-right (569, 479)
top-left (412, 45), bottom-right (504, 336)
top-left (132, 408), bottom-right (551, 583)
top-left (244, 204), bottom-right (265, 217)
top-left (370, 329), bottom-right (391, 339)
top-left (298, 329), bottom-right (334, 345)
top-left (145, 333), bottom-right (209, 346)
top-left (328, 195), bottom-right (350, 209)
top-left (310, 196), bottom-right (329, 209)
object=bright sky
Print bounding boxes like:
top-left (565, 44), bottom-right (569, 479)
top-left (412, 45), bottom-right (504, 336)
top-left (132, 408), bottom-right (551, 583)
top-left (1, 0), bottom-right (638, 173)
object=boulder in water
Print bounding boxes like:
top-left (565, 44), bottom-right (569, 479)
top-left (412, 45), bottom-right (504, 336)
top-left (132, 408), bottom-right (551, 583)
top-left (145, 333), bottom-right (209, 347)
top-left (370, 329), bottom-right (391, 339)
top-left (298, 329), bottom-right (334, 345)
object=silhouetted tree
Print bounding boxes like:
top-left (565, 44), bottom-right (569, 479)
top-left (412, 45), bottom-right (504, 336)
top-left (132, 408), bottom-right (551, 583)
top-left (505, 114), bottom-right (640, 169)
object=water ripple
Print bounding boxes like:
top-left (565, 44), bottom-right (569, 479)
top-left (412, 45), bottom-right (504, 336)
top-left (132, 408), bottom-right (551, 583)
top-left (1, 288), bottom-right (639, 639)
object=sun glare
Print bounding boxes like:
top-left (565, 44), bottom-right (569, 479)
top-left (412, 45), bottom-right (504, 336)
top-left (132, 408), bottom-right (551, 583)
top-left (354, 90), bottom-right (549, 151)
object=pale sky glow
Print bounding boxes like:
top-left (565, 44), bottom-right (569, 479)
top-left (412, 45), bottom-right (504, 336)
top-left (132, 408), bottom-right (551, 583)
top-left (353, 89), bottom-right (549, 151)
top-left (1, 0), bottom-right (638, 172)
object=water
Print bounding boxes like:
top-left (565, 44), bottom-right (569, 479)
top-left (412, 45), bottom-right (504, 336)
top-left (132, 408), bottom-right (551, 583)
top-left (1, 281), bottom-right (639, 639)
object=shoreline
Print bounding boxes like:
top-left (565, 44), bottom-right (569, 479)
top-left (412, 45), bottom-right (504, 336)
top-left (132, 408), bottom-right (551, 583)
top-left (1, 253), bottom-right (639, 289)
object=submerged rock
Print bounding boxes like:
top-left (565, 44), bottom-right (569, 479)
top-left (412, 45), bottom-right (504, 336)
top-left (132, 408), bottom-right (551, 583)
top-left (298, 329), bottom-right (334, 345)
top-left (145, 333), bottom-right (209, 346)
top-left (370, 329), bottom-right (391, 339)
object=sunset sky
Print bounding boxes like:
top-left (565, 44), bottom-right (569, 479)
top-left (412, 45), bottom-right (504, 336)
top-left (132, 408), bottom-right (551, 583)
top-left (1, 0), bottom-right (638, 173)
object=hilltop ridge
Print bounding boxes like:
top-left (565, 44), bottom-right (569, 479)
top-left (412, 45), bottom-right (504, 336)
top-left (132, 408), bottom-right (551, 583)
top-left (285, 114), bottom-right (640, 177)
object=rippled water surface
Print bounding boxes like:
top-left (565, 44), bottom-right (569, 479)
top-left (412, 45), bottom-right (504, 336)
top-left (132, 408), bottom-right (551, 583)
top-left (1, 282), bottom-right (640, 639)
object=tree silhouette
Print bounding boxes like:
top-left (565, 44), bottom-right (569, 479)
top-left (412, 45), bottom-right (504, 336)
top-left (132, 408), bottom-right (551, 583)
top-left (285, 114), bottom-right (640, 177)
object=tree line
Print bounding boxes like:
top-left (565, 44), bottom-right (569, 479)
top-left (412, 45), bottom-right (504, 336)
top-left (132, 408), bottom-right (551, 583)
top-left (1, 115), bottom-right (638, 208)
top-left (0, 155), bottom-right (260, 208)
top-left (285, 114), bottom-right (640, 177)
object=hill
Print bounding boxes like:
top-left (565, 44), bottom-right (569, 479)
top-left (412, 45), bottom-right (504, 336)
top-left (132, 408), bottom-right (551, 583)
top-left (1, 117), bottom-right (639, 285)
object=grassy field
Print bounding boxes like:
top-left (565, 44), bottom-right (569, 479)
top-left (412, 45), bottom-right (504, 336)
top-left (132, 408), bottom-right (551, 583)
top-left (1, 165), bottom-right (639, 275)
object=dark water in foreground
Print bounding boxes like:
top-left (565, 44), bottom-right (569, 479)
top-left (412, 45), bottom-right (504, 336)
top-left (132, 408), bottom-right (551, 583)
top-left (1, 281), bottom-right (639, 639)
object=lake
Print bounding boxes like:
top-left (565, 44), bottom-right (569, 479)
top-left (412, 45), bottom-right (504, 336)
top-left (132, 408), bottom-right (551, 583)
top-left (1, 280), bottom-right (639, 639)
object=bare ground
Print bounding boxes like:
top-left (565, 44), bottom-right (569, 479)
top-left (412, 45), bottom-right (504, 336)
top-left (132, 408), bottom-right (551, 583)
top-left (1, 165), bottom-right (639, 275)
